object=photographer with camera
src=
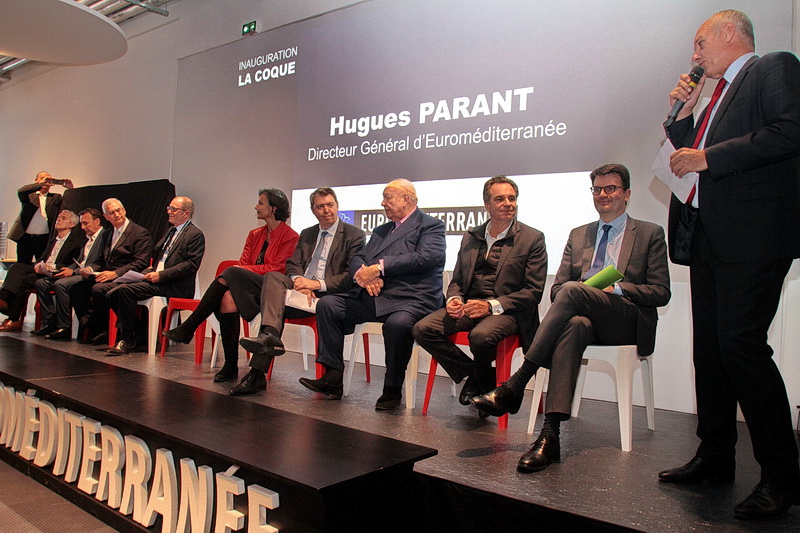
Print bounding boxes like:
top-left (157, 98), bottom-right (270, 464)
top-left (9, 171), bottom-right (75, 264)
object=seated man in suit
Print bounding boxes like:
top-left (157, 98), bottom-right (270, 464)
top-left (228, 187), bottom-right (366, 395)
top-left (34, 208), bottom-right (107, 339)
top-left (472, 164), bottom-right (671, 471)
top-left (299, 179), bottom-right (446, 410)
top-left (69, 198), bottom-right (153, 342)
top-left (0, 210), bottom-right (84, 332)
top-left (413, 176), bottom-right (547, 408)
top-left (104, 196), bottom-right (205, 355)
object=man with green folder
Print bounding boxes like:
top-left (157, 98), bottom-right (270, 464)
top-left (472, 163), bottom-right (671, 472)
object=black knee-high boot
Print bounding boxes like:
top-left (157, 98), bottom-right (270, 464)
top-left (164, 279), bottom-right (228, 343)
top-left (214, 312), bottom-right (240, 382)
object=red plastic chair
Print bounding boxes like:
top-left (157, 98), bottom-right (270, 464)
top-left (422, 332), bottom-right (520, 429)
top-left (159, 260), bottom-right (238, 364)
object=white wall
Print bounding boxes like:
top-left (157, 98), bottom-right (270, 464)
top-left (1, 0), bottom-right (799, 419)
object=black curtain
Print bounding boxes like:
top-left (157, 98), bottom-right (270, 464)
top-left (61, 179), bottom-right (175, 243)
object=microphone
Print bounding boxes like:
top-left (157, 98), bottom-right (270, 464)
top-left (664, 65), bottom-right (704, 128)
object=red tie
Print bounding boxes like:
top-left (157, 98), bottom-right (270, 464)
top-left (685, 78), bottom-right (727, 204)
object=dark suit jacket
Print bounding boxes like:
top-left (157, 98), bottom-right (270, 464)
top-left (0, 227), bottom-right (85, 294)
top-left (349, 208), bottom-right (446, 317)
top-left (150, 222), bottom-right (205, 299)
top-left (10, 183), bottom-right (62, 241)
top-left (446, 220), bottom-right (547, 351)
top-left (88, 220), bottom-right (153, 276)
top-left (64, 227), bottom-right (107, 272)
top-left (552, 217), bottom-right (671, 356)
top-left (666, 52), bottom-right (800, 263)
top-left (286, 221), bottom-right (366, 295)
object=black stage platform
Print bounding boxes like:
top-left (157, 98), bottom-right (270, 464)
top-left (0, 331), bottom-right (798, 532)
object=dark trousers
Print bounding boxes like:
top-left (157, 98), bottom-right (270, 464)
top-left (412, 308), bottom-right (517, 390)
top-left (248, 271), bottom-right (314, 372)
top-left (316, 294), bottom-right (419, 388)
top-left (107, 282), bottom-right (169, 342)
top-left (526, 281), bottom-right (638, 416)
top-left (35, 275), bottom-right (87, 329)
top-left (690, 221), bottom-right (799, 487)
top-left (16, 233), bottom-right (49, 265)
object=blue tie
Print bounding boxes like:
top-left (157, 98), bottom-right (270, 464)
top-left (587, 224), bottom-right (612, 278)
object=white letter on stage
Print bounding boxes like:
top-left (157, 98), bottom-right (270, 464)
top-left (177, 459), bottom-right (214, 533)
top-left (33, 400), bottom-right (58, 468)
top-left (247, 485), bottom-right (280, 533)
top-left (97, 425), bottom-right (126, 508)
top-left (142, 448), bottom-right (179, 530)
top-left (215, 468), bottom-right (245, 533)
top-left (77, 417), bottom-right (102, 494)
top-left (63, 410), bottom-right (86, 483)
top-left (120, 435), bottom-right (153, 524)
top-left (20, 392), bottom-right (40, 461)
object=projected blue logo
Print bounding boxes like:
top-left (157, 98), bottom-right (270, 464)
top-left (338, 211), bottom-right (354, 224)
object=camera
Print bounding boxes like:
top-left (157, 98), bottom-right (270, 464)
top-left (48, 178), bottom-right (66, 185)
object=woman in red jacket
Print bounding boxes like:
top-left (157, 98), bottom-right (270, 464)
top-left (165, 188), bottom-right (299, 382)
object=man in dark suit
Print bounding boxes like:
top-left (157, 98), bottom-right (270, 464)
top-left (658, 10), bottom-right (800, 519)
top-left (34, 208), bottom-right (106, 338)
top-left (299, 179), bottom-right (446, 410)
top-left (229, 187), bottom-right (366, 395)
top-left (472, 164), bottom-right (670, 471)
top-left (0, 210), bottom-right (84, 331)
top-left (104, 197), bottom-right (205, 355)
top-left (413, 176), bottom-right (547, 406)
top-left (68, 198), bottom-right (153, 342)
top-left (10, 172), bottom-right (74, 264)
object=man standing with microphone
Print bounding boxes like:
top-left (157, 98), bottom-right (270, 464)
top-left (659, 10), bottom-right (800, 520)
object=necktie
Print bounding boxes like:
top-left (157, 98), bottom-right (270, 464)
top-left (255, 239), bottom-right (269, 265)
top-left (305, 231), bottom-right (329, 279)
top-left (685, 78), bottom-right (728, 204)
top-left (160, 228), bottom-right (177, 261)
top-left (587, 224), bottom-right (612, 278)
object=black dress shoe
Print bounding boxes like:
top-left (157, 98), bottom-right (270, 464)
top-left (214, 365), bottom-right (239, 383)
top-left (44, 327), bottom-right (71, 341)
top-left (31, 325), bottom-right (56, 336)
top-left (375, 386), bottom-right (402, 411)
top-left (469, 383), bottom-right (522, 416)
top-left (734, 482), bottom-right (800, 520)
top-left (298, 372), bottom-right (343, 399)
top-left (163, 325), bottom-right (193, 344)
top-left (239, 332), bottom-right (285, 356)
top-left (106, 340), bottom-right (135, 355)
top-left (658, 456), bottom-right (735, 484)
top-left (229, 371), bottom-right (267, 396)
top-left (458, 375), bottom-right (481, 406)
top-left (517, 432), bottom-right (561, 473)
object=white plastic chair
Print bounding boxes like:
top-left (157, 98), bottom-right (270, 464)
top-left (527, 344), bottom-right (655, 452)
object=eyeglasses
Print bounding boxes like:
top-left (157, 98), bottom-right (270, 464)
top-left (590, 185), bottom-right (625, 195)
top-left (104, 208), bottom-right (124, 215)
top-left (166, 206), bottom-right (186, 213)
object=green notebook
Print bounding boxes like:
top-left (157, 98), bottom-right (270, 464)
top-left (584, 265), bottom-right (623, 289)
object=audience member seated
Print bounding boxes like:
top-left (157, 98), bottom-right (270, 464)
top-left (164, 188), bottom-right (299, 383)
top-left (413, 176), bottom-right (547, 410)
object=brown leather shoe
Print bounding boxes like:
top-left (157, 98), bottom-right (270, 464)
top-left (0, 319), bottom-right (23, 332)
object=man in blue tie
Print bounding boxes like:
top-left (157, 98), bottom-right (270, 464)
top-left (472, 164), bottom-right (670, 471)
top-left (229, 187), bottom-right (365, 396)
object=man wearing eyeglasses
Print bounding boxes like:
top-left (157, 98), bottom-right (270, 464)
top-left (105, 197), bottom-right (205, 355)
top-left (472, 164), bottom-right (671, 472)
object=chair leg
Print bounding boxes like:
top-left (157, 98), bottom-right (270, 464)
top-left (108, 310), bottom-right (118, 346)
top-left (404, 343), bottom-right (419, 409)
top-left (362, 333), bottom-right (371, 383)
top-left (343, 330), bottom-right (362, 397)
top-left (615, 349), bottom-right (637, 452)
top-left (570, 359), bottom-right (589, 418)
top-left (421, 358), bottom-right (438, 415)
top-left (640, 356), bottom-right (655, 431)
top-left (527, 369), bottom-right (548, 434)
top-left (193, 322), bottom-right (206, 365)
